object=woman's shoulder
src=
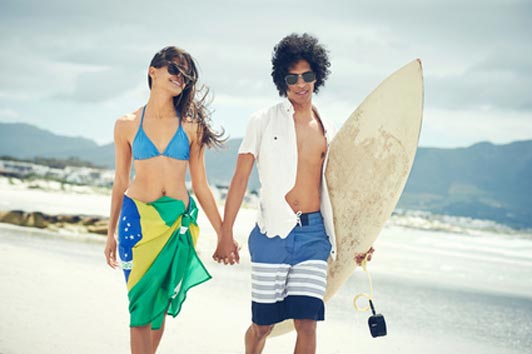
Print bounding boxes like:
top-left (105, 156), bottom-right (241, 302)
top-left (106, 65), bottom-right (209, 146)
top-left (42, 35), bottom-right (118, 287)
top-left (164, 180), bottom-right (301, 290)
top-left (118, 107), bottom-right (142, 122)
top-left (181, 116), bottom-right (201, 142)
top-left (182, 115), bottom-right (201, 130)
top-left (113, 108), bottom-right (142, 141)
top-left (115, 108), bottom-right (141, 128)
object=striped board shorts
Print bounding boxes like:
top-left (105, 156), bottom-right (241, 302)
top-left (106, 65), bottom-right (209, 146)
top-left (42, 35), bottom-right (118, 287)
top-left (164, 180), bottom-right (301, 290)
top-left (248, 211), bottom-right (332, 325)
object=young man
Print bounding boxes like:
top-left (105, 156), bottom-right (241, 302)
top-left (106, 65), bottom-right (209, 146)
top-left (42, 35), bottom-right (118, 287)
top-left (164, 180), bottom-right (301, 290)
top-left (213, 33), bottom-right (372, 354)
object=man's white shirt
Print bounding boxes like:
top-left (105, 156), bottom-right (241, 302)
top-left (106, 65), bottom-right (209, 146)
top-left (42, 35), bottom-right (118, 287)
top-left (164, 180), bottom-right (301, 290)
top-left (238, 99), bottom-right (337, 260)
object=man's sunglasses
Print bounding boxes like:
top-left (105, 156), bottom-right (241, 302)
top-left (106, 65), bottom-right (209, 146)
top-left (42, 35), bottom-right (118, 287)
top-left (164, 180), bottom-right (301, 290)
top-left (167, 62), bottom-right (194, 83)
top-left (284, 71), bottom-right (316, 85)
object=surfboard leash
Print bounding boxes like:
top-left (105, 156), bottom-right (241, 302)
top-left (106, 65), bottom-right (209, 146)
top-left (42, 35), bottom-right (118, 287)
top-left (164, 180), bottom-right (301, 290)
top-left (353, 253), bottom-right (387, 337)
top-left (353, 253), bottom-right (374, 312)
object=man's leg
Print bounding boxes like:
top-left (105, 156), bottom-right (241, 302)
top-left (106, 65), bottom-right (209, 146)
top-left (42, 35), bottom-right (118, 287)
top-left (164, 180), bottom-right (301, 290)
top-left (245, 323), bottom-right (274, 354)
top-left (293, 319), bottom-right (317, 354)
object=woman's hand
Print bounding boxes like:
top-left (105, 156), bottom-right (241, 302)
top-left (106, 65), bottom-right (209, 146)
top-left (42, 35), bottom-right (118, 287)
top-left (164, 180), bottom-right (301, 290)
top-left (104, 235), bottom-right (119, 269)
top-left (213, 232), bottom-right (240, 265)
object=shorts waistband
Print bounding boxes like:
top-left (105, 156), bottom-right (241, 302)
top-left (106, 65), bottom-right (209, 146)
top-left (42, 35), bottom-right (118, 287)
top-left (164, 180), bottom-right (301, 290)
top-left (296, 211), bottom-right (322, 226)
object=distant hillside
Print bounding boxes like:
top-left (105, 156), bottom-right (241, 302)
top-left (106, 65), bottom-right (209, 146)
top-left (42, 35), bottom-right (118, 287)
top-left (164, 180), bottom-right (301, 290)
top-left (1, 122), bottom-right (530, 228)
top-left (204, 139), bottom-right (260, 190)
top-left (0, 123), bottom-right (98, 158)
top-left (74, 143), bottom-right (115, 169)
top-left (399, 140), bottom-right (532, 228)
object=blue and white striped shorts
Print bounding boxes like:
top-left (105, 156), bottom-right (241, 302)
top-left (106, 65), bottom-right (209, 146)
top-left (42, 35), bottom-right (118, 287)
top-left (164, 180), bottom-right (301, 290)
top-left (248, 211), bottom-right (332, 325)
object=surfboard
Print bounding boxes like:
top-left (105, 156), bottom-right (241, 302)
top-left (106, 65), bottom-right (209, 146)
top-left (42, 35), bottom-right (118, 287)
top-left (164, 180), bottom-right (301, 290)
top-left (270, 59), bottom-right (424, 336)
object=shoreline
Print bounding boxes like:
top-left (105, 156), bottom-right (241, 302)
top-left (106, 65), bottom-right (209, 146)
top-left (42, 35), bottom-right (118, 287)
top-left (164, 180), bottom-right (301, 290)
top-left (2, 175), bottom-right (532, 238)
top-left (0, 209), bottom-right (109, 235)
top-left (2, 220), bottom-right (532, 300)
top-left (1, 201), bottom-right (531, 241)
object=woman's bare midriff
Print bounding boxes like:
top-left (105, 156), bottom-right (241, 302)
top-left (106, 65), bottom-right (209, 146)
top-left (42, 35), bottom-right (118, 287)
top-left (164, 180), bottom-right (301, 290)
top-left (126, 157), bottom-right (190, 207)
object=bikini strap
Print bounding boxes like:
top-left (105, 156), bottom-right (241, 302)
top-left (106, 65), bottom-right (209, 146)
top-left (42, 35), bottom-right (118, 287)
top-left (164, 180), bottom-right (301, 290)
top-left (140, 105), bottom-right (147, 126)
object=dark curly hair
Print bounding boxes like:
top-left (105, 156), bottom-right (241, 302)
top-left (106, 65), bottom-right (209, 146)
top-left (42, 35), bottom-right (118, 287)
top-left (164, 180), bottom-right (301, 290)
top-left (271, 33), bottom-right (331, 97)
top-left (148, 46), bottom-right (225, 149)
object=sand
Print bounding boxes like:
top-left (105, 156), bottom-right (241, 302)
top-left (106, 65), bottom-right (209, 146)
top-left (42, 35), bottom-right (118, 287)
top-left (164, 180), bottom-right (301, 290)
top-left (1, 184), bottom-right (531, 353)
top-left (2, 222), bottom-right (531, 354)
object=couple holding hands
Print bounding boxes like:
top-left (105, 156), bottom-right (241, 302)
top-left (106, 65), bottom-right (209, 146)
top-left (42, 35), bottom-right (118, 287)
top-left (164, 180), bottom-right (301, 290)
top-left (104, 33), bottom-right (373, 354)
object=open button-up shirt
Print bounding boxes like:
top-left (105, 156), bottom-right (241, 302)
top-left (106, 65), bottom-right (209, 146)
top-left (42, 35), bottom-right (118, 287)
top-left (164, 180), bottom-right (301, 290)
top-left (238, 99), bottom-right (337, 260)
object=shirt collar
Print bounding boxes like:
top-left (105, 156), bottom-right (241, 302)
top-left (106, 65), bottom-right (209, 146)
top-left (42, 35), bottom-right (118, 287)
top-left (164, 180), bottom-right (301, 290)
top-left (282, 98), bottom-right (327, 132)
top-left (282, 98), bottom-right (294, 114)
top-left (282, 98), bottom-right (321, 117)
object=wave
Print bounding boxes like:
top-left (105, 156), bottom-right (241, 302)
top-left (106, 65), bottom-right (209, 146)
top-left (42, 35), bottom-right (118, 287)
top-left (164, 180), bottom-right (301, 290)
top-left (389, 209), bottom-right (532, 238)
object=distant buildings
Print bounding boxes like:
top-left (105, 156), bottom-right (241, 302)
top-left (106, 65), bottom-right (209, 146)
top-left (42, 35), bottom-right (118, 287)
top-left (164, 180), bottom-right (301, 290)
top-left (0, 159), bottom-right (258, 205)
top-left (0, 159), bottom-right (114, 187)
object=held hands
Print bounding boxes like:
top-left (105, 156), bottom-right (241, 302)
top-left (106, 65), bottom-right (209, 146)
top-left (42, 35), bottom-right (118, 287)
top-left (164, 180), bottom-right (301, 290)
top-left (354, 246), bottom-right (375, 267)
top-left (213, 231), bottom-right (240, 265)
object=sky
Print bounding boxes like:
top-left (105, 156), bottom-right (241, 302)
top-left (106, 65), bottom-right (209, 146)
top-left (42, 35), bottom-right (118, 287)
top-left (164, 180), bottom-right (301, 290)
top-left (1, 0), bottom-right (531, 148)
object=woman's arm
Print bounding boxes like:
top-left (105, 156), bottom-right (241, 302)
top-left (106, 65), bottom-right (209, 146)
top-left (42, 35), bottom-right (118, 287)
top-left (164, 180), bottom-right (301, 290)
top-left (104, 117), bottom-right (133, 269)
top-left (221, 154), bottom-right (255, 238)
top-left (188, 122), bottom-right (224, 238)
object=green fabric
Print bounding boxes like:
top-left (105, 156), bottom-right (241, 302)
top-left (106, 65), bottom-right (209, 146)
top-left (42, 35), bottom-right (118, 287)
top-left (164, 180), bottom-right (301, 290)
top-left (128, 197), bottom-right (211, 329)
top-left (149, 195), bottom-right (186, 227)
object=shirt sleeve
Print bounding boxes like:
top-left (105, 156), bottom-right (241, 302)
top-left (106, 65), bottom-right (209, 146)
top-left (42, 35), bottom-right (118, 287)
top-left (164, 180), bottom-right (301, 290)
top-left (238, 112), bottom-right (263, 158)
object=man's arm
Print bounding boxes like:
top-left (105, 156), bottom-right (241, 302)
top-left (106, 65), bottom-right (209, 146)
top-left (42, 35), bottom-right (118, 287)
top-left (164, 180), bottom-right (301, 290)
top-left (213, 153), bottom-right (255, 264)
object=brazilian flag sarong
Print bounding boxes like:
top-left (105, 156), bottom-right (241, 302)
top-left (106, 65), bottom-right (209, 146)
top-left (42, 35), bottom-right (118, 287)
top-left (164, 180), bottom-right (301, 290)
top-left (117, 194), bottom-right (211, 329)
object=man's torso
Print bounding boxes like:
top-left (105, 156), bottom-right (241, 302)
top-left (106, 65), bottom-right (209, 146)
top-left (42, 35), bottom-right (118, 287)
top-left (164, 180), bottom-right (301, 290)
top-left (284, 108), bottom-right (327, 213)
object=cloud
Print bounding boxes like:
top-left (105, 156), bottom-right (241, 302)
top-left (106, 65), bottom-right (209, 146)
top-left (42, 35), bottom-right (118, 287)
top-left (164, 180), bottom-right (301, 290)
top-left (0, 108), bottom-right (20, 120)
top-left (52, 66), bottom-right (145, 103)
top-left (0, 0), bottom-right (530, 147)
top-left (420, 107), bottom-right (532, 148)
top-left (428, 49), bottom-right (532, 111)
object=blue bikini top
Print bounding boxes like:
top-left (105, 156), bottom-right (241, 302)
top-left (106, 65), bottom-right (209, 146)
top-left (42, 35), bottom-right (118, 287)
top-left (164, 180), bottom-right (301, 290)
top-left (132, 106), bottom-right (190, 161)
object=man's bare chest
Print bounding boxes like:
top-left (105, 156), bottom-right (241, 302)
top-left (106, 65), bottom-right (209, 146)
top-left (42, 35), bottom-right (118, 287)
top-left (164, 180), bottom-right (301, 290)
top-left (295, 122), bottom-right (327, 160)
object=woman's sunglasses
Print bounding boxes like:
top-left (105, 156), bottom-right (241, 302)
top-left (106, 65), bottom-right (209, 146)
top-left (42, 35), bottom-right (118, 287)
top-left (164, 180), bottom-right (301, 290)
top-left (167, 62), bottom-right (194, 84)
top-left (284, 71), bottom-right (316, 85)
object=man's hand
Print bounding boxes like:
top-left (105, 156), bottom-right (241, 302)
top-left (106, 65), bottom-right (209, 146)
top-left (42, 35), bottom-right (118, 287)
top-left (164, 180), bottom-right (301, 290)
top-left (354, 246), bottom-right (375, 266)
top-left (213, 233), bottom-right (240, 265)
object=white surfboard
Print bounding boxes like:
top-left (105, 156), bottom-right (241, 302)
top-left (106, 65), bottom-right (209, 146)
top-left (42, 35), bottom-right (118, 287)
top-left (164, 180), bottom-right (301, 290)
top-left (270, 59), bottom-right (424, 336)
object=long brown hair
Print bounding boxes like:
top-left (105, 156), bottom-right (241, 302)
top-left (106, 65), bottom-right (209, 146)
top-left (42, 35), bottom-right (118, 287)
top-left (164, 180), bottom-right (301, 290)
top-left (148, 46), bottom-right (225, 148)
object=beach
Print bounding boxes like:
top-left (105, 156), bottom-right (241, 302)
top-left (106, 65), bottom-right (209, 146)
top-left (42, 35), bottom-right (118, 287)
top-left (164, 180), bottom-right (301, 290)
top-left (1, 186), bottom-right (532, 353)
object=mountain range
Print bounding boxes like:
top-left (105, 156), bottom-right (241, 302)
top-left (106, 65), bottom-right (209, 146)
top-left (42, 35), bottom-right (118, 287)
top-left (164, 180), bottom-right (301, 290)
top-left (1, 122), bottom-right (531, 228)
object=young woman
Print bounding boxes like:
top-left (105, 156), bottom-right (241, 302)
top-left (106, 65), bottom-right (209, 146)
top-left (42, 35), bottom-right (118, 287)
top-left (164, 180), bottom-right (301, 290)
top-left (103, 46), bottom-right (237, 354)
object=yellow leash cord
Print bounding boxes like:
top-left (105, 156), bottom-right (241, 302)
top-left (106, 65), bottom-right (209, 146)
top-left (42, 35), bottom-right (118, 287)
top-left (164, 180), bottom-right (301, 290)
top-left (352, 253), bottom-right (388, 337)
top-left (353, 253), bottom-right (374, 312)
